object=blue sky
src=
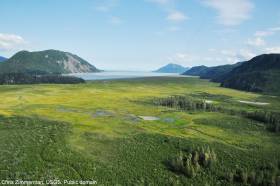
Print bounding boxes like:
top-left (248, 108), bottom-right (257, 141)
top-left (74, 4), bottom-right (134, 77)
top-left (0, 0), bottom-right (280, 70)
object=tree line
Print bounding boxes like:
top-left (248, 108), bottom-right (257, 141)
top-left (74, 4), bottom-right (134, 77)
top-left (223, 162), bottom-right (280, 185)
top-left (0, 73), bottom-right (85, 85)
top-left (153, 95), bottom-right (280, 133)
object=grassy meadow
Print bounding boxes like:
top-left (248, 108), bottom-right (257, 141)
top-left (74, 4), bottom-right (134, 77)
top-left (0, 76), bottom-right (280, 185)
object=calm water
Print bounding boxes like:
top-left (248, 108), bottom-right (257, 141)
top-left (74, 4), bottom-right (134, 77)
top-left (70, 71), bottom-right (188, 81)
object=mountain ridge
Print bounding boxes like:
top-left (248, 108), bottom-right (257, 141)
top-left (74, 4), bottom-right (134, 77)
top-left (0, 49), bottom-right (100, 75)
top-left (0, 56), bottom-right (7, 62)
top-left (154, 63), bottom-right (189, 73)
top-left (221, 54), bottom-right (280, 94)
top-left (182, 63), bottom-right (244, 82)
top-left (182, 53), bottom-right (280, 95)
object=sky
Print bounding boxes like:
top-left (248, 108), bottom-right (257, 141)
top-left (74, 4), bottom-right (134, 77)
top-left (0, 0), bottom-right (280, 71)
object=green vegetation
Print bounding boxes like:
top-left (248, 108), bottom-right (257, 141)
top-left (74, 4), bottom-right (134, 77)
top-left (182, 65), bottom-right (208, 76)
top-left (183, 54), bottom-right (280, 95)
top-left (0, 49), bottom-right (100, 75)
top-left (224, 163), bottom-right (280, 185)
top-left (153, 95), bottom-right (280, 133)
top-left (168, 146), bottom-right (217, 178)
top-left (0, 77), bottom-right (279, 185)
top-left (182, 63), bottom-right (242, 82)
top-left (222, 69), bottom-right (280, 95)
top-left (0, 73), bottom-right (85, 84)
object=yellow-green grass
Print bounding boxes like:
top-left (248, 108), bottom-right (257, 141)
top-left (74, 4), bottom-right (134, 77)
top-left (0, 77), bottom-right (277, 149)
top-left (0, 76), bottom-right (279, 185)
top-left (0, 77), bottom-right (260, 141)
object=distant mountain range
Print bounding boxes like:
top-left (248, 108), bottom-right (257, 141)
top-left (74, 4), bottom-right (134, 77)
top-left (1, 50), bottom-right (279, 94)
top-left (0, 56), bottom-right (7, 62)
top-left (154, 63), bottom-right (189, 73)
top-left (0, 50), bottom-right (100, 75)
top-left (182, 54), bottom-right (280, 95)
top-left (183, 63), bottom-right (243, 82)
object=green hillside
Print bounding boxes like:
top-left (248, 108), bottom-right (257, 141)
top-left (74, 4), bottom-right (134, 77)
top-left (182, 65), bottom-right (208, 76)
top-left (0, 50), bottom-right (100, 75)
top-left (183, 54), bottom-right (280, 95)
top-left (222, 54), bottom-right (280, 95)
top-left (182, 63), bottom-right (243, 82)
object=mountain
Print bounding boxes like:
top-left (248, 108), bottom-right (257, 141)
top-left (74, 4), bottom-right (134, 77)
top-left (0, 56), bottom-right (7, 62)
top-left (182, 65), bottom-right (208, 76)
top-left (221, 54), bottom-right (280, 95)
top-left (154, 63), bottom-right (189, 73)
top-left (182, 63), bottom-right (243, 82)
top-left (183, 54), bottom-right (280, 94)
top-left (199, 63), bottom-right (243, 82)
top-left (0, 50), bottom-right (100, 75)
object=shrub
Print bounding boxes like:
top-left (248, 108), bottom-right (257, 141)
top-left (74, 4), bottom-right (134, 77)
top-left (247, 171), bottom-right (256, 185)
top-left (234, 168), bottom-right (248, 184)
top-left (167, 146), bottom-right (217, 178)
top-left (226, 162), bottom-right (280, 186)
top-left (276, 176), bottom-right (280, 186)
top-left (225, 171), bottom-right (234, 183)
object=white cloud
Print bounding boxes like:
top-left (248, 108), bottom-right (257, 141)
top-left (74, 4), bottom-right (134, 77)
top-left (224, 57), bottom-right (237, 63)
top-left (167, 11), bottom-right (188, 22)
top-left (208, 48), bottom-right (217, 52)
top-left (94, 0), bottom-right (123, 25)
top-left (254, 30), bottom-right (274, 37)
top-left (155, 26), bottom-right (181, 36)
top-left (148, 0), bottom-right (172, 5)
top-left (203, 57), bottom-right (214, 62)
top-left (0, 33), bottom-right (25, 51)
top-left (265, 47), bottom-right (280, 54)
top-left (154, 31), bottom-right (165, 36)
top-left (247, 26), bottom-right (280, 50)
top-left (220, 48), bottom-right (255, 62)
top-left (215, 57), bottom-right (223, 62)
top-left (169, 48), bottom-right (256, 66)
top-left (255, 27), bottom-right (280, 37)
top-left (95, 0), bottom-right (119, 12)
top-left (269, 27), bottom-right (280, 32)
top-left (110, 16), bottom-right (123, 25)
top-left (168, 53), bottom-right (198, 64)
top-left (169, 48), bottom-right (257, 66)
top-left (247, 37), bottom-right (266, 47)
top-left (220, 49), bottom-right (235, 56)
top-left (219, 50), bottom-right (239, 63)
top-left (203, 0), bottom-right (254, 26)
top-left (168, 26), bottom-right (181, 32)
top-left (148, 0), bottom-right (188, 24)
top-left (237, 49), bottom-right (256, 60)
top-left (96, 6), bottom-right (110, 12)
